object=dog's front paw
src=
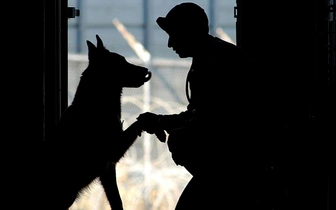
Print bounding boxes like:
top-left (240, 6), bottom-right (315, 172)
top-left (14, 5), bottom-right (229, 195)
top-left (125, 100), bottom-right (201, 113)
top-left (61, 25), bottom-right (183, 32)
top-left (126, 121), bottom-right (144, 137)
top-left (155, 130), bottom-right (166, 142)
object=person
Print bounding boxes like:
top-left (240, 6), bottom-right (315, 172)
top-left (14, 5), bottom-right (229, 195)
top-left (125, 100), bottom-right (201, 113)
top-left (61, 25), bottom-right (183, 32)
top-left (137, 2), bottom-right (287, 209)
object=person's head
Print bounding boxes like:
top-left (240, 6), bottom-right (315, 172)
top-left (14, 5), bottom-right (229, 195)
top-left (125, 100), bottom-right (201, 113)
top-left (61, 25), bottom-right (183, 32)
top-left (156, 2), bottom-right (209, 58)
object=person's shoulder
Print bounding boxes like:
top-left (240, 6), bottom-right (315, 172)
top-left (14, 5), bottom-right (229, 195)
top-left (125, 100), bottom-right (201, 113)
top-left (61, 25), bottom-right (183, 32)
top-left (206, 36), bottom-right (239, 54)
top-left (207, 37), bottom-right (246, 59)
top-left (209, 36), bottom-right (235, 47)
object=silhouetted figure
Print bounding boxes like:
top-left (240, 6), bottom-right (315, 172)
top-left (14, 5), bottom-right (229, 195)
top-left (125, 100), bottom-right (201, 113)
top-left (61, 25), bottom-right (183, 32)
top-left (42, 35), bottom-right (151, 210)
top-left (137, 2), bottom-right (289, 210)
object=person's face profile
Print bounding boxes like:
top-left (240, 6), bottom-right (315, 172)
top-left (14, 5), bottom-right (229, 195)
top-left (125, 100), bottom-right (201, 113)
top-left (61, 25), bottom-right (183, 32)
top-left (167, 32), bottom-right (194, 58)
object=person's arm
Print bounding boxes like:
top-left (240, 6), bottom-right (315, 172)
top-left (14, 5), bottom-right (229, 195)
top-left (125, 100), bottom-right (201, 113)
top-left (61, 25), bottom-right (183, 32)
top-left (137, 108), bottom-right (195, 135)
top-left (159, 109), bottom-right (195, 133)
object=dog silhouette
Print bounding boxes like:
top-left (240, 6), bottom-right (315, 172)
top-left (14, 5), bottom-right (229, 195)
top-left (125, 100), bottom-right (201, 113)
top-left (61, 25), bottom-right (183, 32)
top-left (44, 34), bottom-right (151, 210)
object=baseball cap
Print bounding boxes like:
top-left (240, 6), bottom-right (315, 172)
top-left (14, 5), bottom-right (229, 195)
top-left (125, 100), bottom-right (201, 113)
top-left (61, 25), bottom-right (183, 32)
top-left (156, 2), bottom-right (209, 34)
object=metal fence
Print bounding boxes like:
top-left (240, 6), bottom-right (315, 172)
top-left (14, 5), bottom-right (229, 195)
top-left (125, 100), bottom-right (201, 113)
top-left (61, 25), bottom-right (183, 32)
top-left (68, 0), bottom-right (237, 58)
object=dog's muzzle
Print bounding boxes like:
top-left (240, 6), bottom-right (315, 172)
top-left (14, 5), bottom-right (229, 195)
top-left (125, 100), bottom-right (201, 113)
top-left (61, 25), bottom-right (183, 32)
top-left (144, 71), bottom-right (152, 82)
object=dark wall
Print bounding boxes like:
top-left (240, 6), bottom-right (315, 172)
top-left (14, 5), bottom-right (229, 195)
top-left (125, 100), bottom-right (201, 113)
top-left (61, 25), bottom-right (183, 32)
top-left (237, 1), bottom-right (319, 127)
top-left (5, 0), bottom-right (68, 144)
top-left (4, 1), bottom-right (44, 208)
top-left (236, 1), bottom-right (332, 210)
top-left (4, 1), bottom-right (45, 144)
top-left (4, 0), bottom-right (68, 208)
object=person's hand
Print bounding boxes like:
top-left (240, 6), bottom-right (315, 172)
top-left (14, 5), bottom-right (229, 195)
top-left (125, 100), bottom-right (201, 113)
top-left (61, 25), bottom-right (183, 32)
top-left (136, 112), bottom-right (161, 134)
top-left (137, 112), bottom-right (166, 142)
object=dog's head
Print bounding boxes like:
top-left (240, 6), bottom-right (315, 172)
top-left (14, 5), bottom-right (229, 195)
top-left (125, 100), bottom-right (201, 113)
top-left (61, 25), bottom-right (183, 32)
top-left (84, 34), bottom-right (151, 88)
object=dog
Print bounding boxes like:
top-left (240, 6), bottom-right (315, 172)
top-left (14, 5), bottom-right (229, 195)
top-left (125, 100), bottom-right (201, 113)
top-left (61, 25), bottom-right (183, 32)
top-left (41, 34), bottom-right (151, 210)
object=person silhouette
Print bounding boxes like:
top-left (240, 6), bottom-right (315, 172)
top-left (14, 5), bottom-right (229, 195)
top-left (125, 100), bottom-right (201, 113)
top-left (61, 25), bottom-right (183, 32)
top-left (137, 2), bottom-right (285, 210)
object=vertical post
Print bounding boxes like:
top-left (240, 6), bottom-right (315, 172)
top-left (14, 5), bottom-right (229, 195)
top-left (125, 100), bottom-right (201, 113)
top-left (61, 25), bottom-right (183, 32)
top-left (209, 0), bottom-right (216, 35)
top-left (143, 0), bottom-right (150, 50)
top-left (235, 0), bottom-right (241, 48)
top-left (142, 1), bottom-right (152, 208)
top-left (44, 0), bottom-right (68, 141)
top-left (60, 0), bottom-right (68, 114)
top-left (143, 61), bottom-right (152, 210)
top-left (75, 0), bottom-right (83, 53)
top-left (112, 17), bottom-right (153, 209)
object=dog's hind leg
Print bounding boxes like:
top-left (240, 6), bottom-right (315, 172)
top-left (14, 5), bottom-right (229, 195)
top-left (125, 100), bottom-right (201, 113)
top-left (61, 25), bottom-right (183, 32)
top-left (99, 162), bottom-right (124, 210)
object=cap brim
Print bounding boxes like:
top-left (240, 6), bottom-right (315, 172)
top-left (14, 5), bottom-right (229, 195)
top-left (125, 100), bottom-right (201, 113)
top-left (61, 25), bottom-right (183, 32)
top-left (156, 17), bottom-right (169, 32)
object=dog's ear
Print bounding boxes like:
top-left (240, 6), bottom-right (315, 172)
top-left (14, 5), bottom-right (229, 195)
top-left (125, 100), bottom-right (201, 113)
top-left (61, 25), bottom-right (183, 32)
top-left (96, 34), bottom-right (104, 49)
top-left (86, 40), bottom-right (96, 59)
